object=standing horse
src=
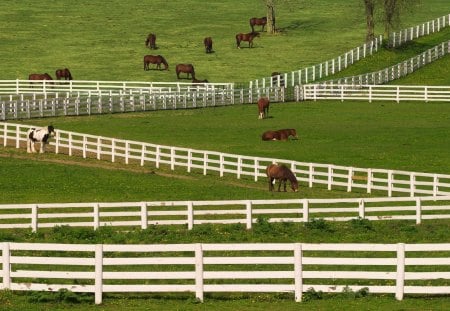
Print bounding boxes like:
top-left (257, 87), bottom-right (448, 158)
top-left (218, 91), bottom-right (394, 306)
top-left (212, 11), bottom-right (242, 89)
top-left (145, 33), bottom-right (157, 49)
top-left (144, 55), bottom-right (169, 71)
top-left (262, 129), bottom-right (298, 141)
top-left (28, 73), bottom-right (53, 81)
top-left (27, 125), bottom-right (56, 153)
top-left (204, 37), bottom-right (213, 53)
top-left (257, 97), bottom-right (270, 119)
top-left (176, 64), bottom-right (195, 79)
top-left (249, 16), bottom-right (267, 32)
top-left (236, 32), bottom-right (260, 48)
top-left (55, 68), bottom-right (73, 80)
top-left (266, 163), bottom-right (299, 192)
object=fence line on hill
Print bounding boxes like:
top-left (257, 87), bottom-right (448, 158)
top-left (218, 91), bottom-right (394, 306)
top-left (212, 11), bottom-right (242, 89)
top-left (1, 196), bottom-right (449, 232)
top-left (317, 40), bottom-right (450, 86)
top-left (250, 36), bottom-right (383, 89)
top-left (2, 122), bottom-right (450, 197)
top-left (300, 84), bottom-right (450, 102)
top-left (1, 241), bottom-right (450, 304)
top-left (390, 13), bottom-right (450, 47)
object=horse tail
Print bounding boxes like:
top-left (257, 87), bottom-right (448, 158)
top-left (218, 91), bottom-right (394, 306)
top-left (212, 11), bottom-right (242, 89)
top-left (249, 18), bottom-right (254, 32)
top-left (236, 34), bottom-right (240, 48)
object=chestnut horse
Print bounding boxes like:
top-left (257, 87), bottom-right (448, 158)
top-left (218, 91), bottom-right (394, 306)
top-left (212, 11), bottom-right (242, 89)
top-left (257, 97), bottom-right (269, 119)
top-left (250, 16), bottom-right (267, 32)
top-left (266, 163), bottom-right (299, 192)
top-left (262, 129), bottom-right (298, 141)
top-left (176, 64), bottom-right (195, 79)
top-left (145, 33), bottom-right (157, 49)
top-left (204, 37), bottom-right (213, 53)
top-left (144, 55), bottom-right (169, 71)
top-left (28, 73), bottom-right (53, 81)
top-left (236, 32), bottom-right (260, 48)
top-left (55, 68), bottom-right (73, 80)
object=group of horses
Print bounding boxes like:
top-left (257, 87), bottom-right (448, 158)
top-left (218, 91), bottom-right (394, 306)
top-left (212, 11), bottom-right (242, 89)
top-left (28, 68), bottom-right (73, 82)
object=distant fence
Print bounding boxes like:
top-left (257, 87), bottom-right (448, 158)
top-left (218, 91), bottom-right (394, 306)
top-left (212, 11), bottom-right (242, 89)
top-left (250, 36), bottom-right (383, 88)
top-left (301, 84), bottom-right (450, 102)
top-left (2, 122), bottom-right (450, 197)
top-left (318, 40), bottom-right (450, 86)
top-left (0, 84), bottom-right (289, 121)
top-left (1, 196), bottom-right (449, 232)
top-left (390, 13), bottom-right (450, 47)
top-left (1, 241), bottom-right (450, 304)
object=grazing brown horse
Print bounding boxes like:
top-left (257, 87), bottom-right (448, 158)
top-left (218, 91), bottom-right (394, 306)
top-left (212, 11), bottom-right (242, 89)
top-left (257, 97), bottom-right (270, 119)
top-left (262, 129), bottom-right (298, 141)
top-left (236, 32), bottom-right (260, 48)
top-left (204, 37), bottom-right (213, 53)
top-left (145, 33), bottom-right (157, 49)
top-left (55, 68), bottom-right (73, 80)
top-left (266, 163), bottom-right (299, 192)
top-left (176, 64), bottom-right (195, 79)
top-left (29, 73), bottom-right (53, 81)
top-left (250, 16), bottom-right (267, 32)
top-left (144, 55), bottom-right (169, 71)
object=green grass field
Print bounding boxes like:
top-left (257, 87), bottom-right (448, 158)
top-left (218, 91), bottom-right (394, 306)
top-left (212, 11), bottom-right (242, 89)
top-left (1, 0), bottom-right (450, 310)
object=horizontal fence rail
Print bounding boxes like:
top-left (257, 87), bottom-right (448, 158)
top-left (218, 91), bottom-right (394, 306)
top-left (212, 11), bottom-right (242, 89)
top-left (2, 122), bottom-right (450, 197)
top-left (250, 36), bottom-right (383, 88)
top-left (0, 85), bottom-right (289, 121)
top-left (302, 84), bottom-right (450, 103)
top-left (1, 242), bottom-right (450, 304)
top-left (319, 41), bottom-right (450, 87)
top-left (390, 13), bottom-right (450, 48)
top-left (1, 196), bottom-right (449, 232)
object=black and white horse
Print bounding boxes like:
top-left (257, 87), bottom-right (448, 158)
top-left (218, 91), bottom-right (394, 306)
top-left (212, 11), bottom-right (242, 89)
top-left (27, 125), bottom-right (56, 153)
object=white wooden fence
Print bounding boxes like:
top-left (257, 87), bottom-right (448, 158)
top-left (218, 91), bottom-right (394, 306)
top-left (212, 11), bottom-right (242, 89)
top-left (390, 13), bottom-right (450, 47)
top-left (2, 122), bottom-right (450, 197)
top-left (301, 84), bottom-right (450, 103)
top-left (250, 36), bottom-right (383, 88)
top-left (1, 242), bottom-right (450, 304)
top-left (319, 40), bottom-right (450, 86)
top-left (1, 196), bottom-right (449, 232)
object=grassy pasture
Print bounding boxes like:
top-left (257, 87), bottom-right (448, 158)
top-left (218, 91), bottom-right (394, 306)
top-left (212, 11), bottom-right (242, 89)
top-left (0, 0), bottom-right (449, 83)
top-left (1, 1), bottom-right (450, 310)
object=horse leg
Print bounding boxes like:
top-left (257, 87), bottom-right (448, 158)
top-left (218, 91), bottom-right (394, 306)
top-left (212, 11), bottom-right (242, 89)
top-left (27, 139), bottom-right (32, 153)
top-left (31, 141), bottom-right (37, 153)
top-left (40, 142), bottom-right (45, 153)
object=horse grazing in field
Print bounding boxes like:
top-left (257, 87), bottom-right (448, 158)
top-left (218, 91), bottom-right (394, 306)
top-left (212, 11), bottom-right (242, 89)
top-left (204, 37), bottom-right (213, 53)
top-left (262, 129), bottom-right (298, 141)
top-left (266, 163), bottom-right (299, 192)
top-left (144, 55), bottom-right (169, 71)
top-left (28, 73), bottom-right (53, 81)
top-left (257, 97), bottom-right (270, 119)
top-left (55, 68), bottom-right (73, 80)
top-left (250, 16), bottom-right (267, 32)
top-left (236, 32), bottom-right (260, 48)
top-left (27, 125), bottom-right (56, 153)
top-left (145, 33), bottom-right (157, 49)
top-left (176, 64), bottom-right (195, 79)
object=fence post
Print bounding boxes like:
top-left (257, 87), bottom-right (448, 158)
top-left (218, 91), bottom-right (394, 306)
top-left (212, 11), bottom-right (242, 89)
top-left (388, 170), bottom-right (393, 197)
top-left (395, 243), bottom-right (405, 300)
top-left (195, 243), bottom-right (204, 302)
top-left (294, 243), bottom-right (303, 302)
top-left (433, 174), bottom-right (438, 196)
top-left (246, 201), bottom-right (252, 229)
top-left (31, 204), bottom-right (38, 233)
top-left (410, 173), bottom-right (415, 197)
top-left (327, 165), bottom-right (332, 191)
top-left (141, 202), bottom-right (148, 229)
top-left (2, 242), bottom-right (11, 289)
top-left (415, 198), bottom-right (422, 225)
top-left (93, 203), bottom-right (100, 230)
top-left (302, 200), bottom-right (309, 222)
top-left (95, 244), bottom-right (103, 305)
top-left (347, 167), bottom-right (353, 192)
top-left (358, 199), bottom-right (365, 219)
top-left (187, 201), bottom-right (194, 230)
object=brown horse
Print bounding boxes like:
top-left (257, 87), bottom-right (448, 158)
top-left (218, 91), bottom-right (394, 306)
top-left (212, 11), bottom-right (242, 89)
top-left (29, 73), bottom-right (53, 81)
top-left (144, 55), bottom-right (169, 71)
top-left (266, 163), bottom-right (299, 192)
top-left (55, 68), bottom-right (73, 80)
top-left (176, 64), bottom-right (195, 79)
top-left (250, 16), bottom-right (267, 32)
top-left (204, 37), bottom-right (213, 53)
top-left (262, 129), bottom-right (298, 141)
top-left (145, 33), bottom-right (157, 49)
top-left (257, 97), bottom-right (269, 119)
top-left (236, 32), bottom-right (260, 49)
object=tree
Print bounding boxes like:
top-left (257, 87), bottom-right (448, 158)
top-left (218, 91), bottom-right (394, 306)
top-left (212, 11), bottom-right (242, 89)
top-left (363, 0), bottom-right (376, 42)
top-left (266, 0), bottom-right (276, 34)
